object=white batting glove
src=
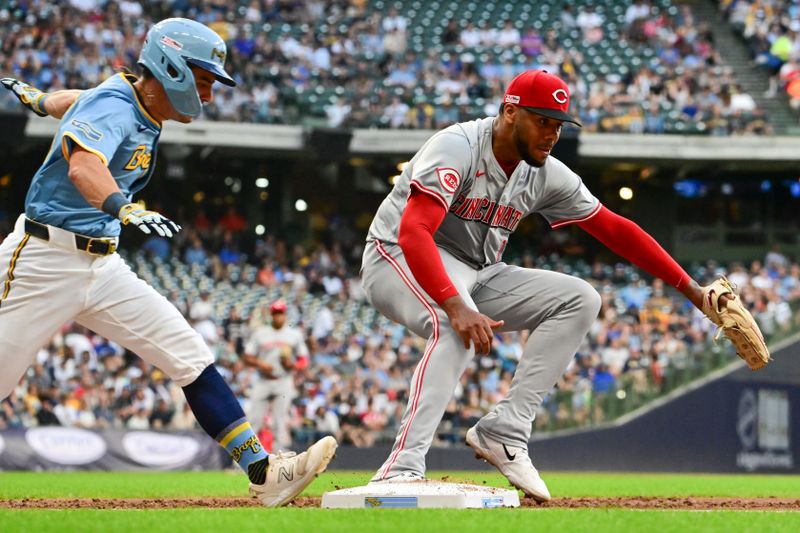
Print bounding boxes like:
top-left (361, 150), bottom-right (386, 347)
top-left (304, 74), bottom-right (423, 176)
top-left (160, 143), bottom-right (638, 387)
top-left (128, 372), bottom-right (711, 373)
top-left (119, 203), bottom-right (181, 238)
top-left (1, 77), bottom-right (49, 117)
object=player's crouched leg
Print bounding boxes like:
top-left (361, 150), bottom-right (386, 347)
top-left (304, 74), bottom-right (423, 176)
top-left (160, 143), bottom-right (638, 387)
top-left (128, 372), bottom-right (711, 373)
top-left (567, 278), bottom-right (602, 331)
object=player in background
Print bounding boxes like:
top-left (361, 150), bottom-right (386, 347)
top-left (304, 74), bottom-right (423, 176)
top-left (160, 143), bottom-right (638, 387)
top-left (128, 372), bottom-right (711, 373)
top-left (243, 299), bottom-right (308, 451)
top-left (361, 70), bottom-right (735, 500)
top-left (0, 18), bottom-right (335, 506)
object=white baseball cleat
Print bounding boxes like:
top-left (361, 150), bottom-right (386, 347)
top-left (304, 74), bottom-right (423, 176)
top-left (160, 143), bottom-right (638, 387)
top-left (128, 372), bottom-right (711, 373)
top-left (249, 436), bottom-right (338, 507)
top-left (368, 471), bottom-right (426, 484)
top-left (465, 426), bottom-right (551, 502)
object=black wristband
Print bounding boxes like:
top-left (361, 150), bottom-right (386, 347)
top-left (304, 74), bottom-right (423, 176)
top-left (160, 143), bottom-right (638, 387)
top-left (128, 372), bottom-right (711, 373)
top-left (102, 192), bottom-right (129, 218)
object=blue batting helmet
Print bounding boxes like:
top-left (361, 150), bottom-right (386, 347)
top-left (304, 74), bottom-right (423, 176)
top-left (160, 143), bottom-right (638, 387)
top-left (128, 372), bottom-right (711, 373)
top-left (138, 18), bottom-right (236, 118)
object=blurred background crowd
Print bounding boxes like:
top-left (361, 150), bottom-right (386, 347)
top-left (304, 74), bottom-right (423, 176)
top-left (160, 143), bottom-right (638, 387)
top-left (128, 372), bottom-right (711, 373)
top-left (2, 210), bottom-right (797, 449)
top-left (0, 0), bottom-right (790, 134)
top-left (1, 0), bottom-right (799, 451)
top-left (720, 0), bottom-right (800, 111)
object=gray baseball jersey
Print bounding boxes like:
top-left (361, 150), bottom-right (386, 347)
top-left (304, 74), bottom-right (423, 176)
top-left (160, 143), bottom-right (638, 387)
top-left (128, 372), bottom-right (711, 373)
top-left (244, 324), bottom-right (306, 450)
top-left (361, 117), bottom-right (603, 481)
top-left (244, 325), bottom-right (307, 380)
top-left (367, 117), bottom-right (600, 267)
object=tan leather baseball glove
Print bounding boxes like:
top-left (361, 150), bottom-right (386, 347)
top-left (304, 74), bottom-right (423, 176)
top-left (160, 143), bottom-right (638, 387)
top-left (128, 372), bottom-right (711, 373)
top-left (701, 277), bottom-right (771, 370)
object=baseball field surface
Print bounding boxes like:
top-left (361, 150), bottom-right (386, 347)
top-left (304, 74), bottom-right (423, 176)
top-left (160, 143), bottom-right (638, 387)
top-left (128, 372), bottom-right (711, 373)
top-left (2, 471), bottom-right (799, 532)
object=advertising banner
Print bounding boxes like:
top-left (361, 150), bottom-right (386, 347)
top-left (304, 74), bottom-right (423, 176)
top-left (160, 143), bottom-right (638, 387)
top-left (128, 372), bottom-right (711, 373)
top-left (0, 428), bottom-right (225, 471)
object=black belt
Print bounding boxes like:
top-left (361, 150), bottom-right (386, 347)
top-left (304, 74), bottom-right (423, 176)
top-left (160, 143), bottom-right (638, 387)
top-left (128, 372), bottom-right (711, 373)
top-left (24, 218), bottom-right (117, 256)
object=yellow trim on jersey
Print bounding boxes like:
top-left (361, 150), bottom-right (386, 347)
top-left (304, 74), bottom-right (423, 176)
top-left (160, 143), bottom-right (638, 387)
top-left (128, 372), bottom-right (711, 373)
top-left (0, 234), bottom-right (31, 307)
top-left (118, 73), bottom-right (161, 129)
top-left (218, 421), bottom-right (251, 448)
top-left (61, 131), bottom-right (109, 166)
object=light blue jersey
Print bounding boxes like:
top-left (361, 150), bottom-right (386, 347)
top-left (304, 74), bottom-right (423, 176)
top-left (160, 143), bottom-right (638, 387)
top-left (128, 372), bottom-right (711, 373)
top-left (25, 73), bottom-right (161, 237)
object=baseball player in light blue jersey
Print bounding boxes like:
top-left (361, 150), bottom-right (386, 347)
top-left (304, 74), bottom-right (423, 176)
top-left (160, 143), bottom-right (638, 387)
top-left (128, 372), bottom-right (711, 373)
top-left (1, 18), bottom-right (335, 506)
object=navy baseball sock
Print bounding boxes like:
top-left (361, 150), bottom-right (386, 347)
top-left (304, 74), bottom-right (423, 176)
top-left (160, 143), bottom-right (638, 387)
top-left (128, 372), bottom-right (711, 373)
top-left (182, 365), bottom-right (269, 484)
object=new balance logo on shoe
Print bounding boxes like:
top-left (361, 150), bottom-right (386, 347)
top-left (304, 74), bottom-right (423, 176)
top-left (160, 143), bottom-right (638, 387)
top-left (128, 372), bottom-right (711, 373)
top-left (279, 466), bottom-right (294, 482)
top-left (502, 444), bottom-right (516, 461)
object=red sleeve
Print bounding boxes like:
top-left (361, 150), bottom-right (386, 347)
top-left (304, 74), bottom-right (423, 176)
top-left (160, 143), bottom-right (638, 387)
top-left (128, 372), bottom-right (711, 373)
top-left (577, 205), bottom-right (691, 290)
top-left (398, 189), bottom-right (459, 306)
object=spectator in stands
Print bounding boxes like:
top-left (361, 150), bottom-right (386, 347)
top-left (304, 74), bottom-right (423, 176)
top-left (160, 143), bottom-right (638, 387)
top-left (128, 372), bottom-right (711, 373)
top-left (325, 96), bottom-right (352, 128)
top-left (442, 20), bottom-right (460, 46)
top-left (36, 397), bottom-right (62, 426)
top-left (434, 95), bottom-right (459, 128)
top-left (312, 301), bottom-right (335, 341)
top-left (308, 405), bottom-right (341, 443)
top-left (142, 234), bottom-right (171, 261)
top-left (0, 0), bottom-right (770, 136)
top-left (497, 21), bottom-right (521, 47)
top-left (460, 23), bottom-right (482, 48)
top-left (560, 5), bottom-right (577, 30)
top-left (219, 206), bottom-right (247, 234)
top-left (592, 363), bottom-right (616, 396)
top-left (184, 235), bottom-right (209, 267)
top-left (382, 96), bottom-right (410, 128)
top-left (576, 5), bottom-right (604, 44)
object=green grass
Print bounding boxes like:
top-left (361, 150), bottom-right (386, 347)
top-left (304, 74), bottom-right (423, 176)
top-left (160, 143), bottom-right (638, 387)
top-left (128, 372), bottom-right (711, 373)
top-left (1, 471), bottom-right (799, 533)
top-left (2, 509), bottom-right (800, 533)
top-left (2, 471), bottom-right (799, 499)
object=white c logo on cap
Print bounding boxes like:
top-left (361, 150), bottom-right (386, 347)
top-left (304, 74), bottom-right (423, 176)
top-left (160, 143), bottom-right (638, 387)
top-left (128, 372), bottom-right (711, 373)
top-left (552, 89), bottom-right (568, 104)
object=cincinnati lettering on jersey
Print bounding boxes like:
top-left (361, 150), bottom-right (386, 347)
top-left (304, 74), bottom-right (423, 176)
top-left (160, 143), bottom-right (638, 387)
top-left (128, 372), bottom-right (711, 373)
top-left (449, 194), bottom-right (523, 231)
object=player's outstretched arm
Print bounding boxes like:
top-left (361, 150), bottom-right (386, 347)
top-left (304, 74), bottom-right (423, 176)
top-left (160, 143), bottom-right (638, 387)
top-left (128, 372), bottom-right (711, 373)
top-left (576, 205), bottom-right (769, 369)
top-left (1, 78), bottom-right (82, 119)
top-left (42, 89), bottom-right (83, 118)
top-left (68, 146), bottom-right (181, 238)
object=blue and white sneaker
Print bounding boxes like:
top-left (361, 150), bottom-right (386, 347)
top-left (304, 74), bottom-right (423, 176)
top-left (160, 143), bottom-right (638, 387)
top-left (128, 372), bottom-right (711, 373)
top-left (249, 436), bottom-right (338, 507)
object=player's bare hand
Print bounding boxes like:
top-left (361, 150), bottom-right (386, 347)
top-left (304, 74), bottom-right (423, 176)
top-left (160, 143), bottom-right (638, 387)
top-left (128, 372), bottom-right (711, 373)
top-left (442, 296), bottom-right (504, 354)
top-left (118, 203), bottom-right (181, 238)
top-left (1, 77), bottom-right (49, 116)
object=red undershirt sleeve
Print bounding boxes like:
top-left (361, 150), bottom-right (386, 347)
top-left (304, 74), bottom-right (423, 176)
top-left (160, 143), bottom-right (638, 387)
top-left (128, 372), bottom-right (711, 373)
top-left (577, 205), bottom-right (691, 290)
top-left (398, 189), bottom-right (459, 306)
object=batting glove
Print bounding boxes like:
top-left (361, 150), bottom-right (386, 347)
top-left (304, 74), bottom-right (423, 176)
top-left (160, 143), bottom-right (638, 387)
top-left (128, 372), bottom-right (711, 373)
top-left (1, 77), bottom-right (49, 117)
top-left (118, 203), bottom-right (181, 238)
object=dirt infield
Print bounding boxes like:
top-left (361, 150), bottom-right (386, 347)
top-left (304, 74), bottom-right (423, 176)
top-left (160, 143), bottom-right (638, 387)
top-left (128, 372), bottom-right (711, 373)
top-left (2, 497), bottom-right (799, 510)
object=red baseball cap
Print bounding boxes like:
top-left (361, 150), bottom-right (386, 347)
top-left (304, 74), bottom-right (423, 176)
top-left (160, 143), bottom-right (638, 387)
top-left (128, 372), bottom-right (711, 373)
top-left (269, 300), bottom-right (287, 313)
top-left (503, 70), bottom-right (581, 127)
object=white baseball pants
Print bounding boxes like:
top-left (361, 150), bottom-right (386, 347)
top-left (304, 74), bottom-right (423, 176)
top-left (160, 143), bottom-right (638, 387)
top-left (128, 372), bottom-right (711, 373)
top-left (0, 215), bottom-right (213, 399)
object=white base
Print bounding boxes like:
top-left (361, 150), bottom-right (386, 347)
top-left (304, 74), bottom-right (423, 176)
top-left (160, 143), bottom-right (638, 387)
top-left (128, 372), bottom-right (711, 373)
top-left (321, 481), bottom-right (520, 509)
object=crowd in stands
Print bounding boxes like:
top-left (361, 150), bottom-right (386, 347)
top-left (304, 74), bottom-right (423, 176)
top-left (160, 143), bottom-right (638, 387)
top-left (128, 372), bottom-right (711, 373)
top-left (721, 0), bottom-right (800, 112)
top-left (0, 0), bottom-right (771, 134)
top-left (2, 212), bottom-right (798, 448)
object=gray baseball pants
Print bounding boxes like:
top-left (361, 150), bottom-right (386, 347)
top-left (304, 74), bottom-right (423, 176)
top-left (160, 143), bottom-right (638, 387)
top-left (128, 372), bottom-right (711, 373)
top-left (247, 377), bottom-right (295, 452)
top-left (361, 241), bottom-right (601, 480)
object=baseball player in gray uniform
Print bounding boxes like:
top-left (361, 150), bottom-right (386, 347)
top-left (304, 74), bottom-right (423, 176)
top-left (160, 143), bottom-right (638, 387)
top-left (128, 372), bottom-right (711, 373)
top-left (243, 299), bottom-right (308, 451)
top-left (361, 70), bottom-right (715, 500)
